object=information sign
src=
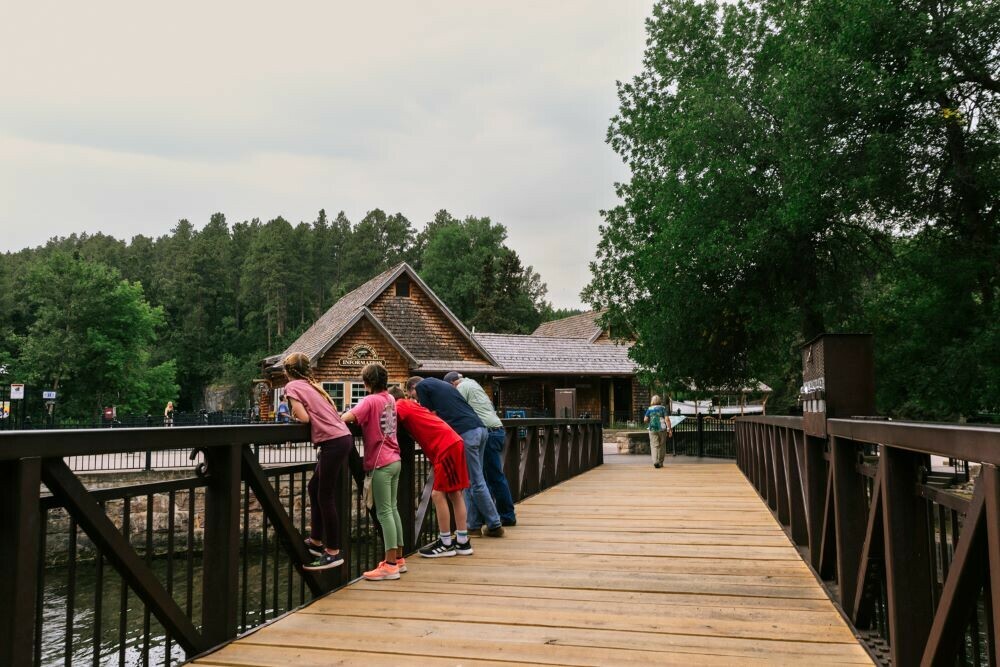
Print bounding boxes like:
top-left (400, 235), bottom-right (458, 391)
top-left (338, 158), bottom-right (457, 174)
top-left (10, 384), bottom-right (24, 400)
top-left (42, 390), bottom-right (57, 400)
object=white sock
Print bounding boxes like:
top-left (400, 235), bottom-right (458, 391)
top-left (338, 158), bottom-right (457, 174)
top-left (440, 532), bottom-right (453, 546)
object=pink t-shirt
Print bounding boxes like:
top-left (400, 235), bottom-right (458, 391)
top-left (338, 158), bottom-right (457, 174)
top-left (283, 379), bottom-right (352, 444)
top-left (351, 391), bottom-right (401, 471)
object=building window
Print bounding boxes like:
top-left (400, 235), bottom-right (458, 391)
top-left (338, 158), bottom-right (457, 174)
top-left (396, 276), bottom-right (410, 297)
top-left (349, 382), bottom-right (368, 409)
top-left (322, 382), bottom-right (345, 412)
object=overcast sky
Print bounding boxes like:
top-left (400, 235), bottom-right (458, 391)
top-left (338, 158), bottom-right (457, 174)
top-left (0, 2), bottom-right (651, 308)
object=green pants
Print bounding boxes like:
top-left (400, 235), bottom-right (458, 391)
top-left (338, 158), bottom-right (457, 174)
top-left (372, 461), bottom-right (403, 551)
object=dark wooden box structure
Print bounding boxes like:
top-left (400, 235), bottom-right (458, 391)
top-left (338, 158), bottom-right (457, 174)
top-left (800, 334), bottom-right (875, 437)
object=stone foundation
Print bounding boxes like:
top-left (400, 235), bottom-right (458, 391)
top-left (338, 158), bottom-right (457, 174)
top-left (616, 431), bottom-right (650, 455)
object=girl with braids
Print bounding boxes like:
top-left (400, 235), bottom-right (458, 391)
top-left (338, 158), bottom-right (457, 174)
top-left (343, 363), bottom-right (403, 580)
top-left (282, 352), bottom-right (352, 570)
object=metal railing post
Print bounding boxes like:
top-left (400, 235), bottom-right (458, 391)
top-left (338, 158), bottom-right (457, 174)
top-left (697, 414), bottom-right (704, 458)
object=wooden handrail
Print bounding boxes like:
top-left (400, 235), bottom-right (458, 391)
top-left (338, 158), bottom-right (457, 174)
top-left (734, 417), bottom-right (1000, 667)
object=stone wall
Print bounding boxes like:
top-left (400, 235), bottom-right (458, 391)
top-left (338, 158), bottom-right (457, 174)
top-left (41, 470), bottom-right (321, 567)
top-left (615, 431), bottom-right (651, 455)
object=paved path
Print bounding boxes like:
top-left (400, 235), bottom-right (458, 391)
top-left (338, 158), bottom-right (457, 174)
top-left (193, 455), bottom-right (873, 665)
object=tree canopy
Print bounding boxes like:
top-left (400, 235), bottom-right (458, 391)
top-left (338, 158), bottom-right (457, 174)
top-left (0, 209), bottom-right (552, 419)
top-left (586, 0), bottom-right (1000, 419)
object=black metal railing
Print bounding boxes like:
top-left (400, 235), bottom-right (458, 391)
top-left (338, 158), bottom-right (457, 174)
top-left (671, 415), bottom-right (735, 458)
top-left (0, 417), bottom-right (602, 666)
top-left (735, 416), bottom-right (1000, 667)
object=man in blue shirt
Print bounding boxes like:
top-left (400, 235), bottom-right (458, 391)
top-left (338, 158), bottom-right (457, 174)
top-left (408, 376), bottom-right (503, 536)
top-left (446, 371), bottom-right (516, 527)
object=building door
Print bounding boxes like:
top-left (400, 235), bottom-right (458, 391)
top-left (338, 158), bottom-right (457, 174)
top-left (613, 378), bottom-right (633, 423)
top-left (554, 388), bottom-right (576, 419)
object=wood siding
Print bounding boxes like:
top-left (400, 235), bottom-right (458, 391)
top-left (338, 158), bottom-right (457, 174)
top-left (369, 281), bottom-right (489, 363)
top-left (315, 318), bottom-right (412, 386)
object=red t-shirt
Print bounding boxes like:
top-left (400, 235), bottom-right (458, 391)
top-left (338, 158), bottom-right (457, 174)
top-left (395, 398), bottom-right (462, 462)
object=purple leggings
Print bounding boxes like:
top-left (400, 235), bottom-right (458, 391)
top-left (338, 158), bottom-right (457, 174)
top-left (308, 434), bottom-right (353, 550)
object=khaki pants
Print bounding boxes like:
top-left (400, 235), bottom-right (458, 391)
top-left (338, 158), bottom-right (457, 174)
top-left (649, 430), bottom-right (668, 465)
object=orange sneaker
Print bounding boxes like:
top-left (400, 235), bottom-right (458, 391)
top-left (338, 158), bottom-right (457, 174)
top-left (396, 556), bottom-right (407, 573)
top-left (363, 560), bottom-right (400, 581)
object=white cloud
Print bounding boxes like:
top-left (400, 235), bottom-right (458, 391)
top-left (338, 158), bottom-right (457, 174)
top-left (0, 1), bottom-right (651, 307)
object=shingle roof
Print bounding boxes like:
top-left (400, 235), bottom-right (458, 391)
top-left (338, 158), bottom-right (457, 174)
top-left (267, 263), bottom-right (497, 369)
top-left (532, 310), bottom-right (607, 341)
top-left (474, 333), bottom-right (636, 375)
top-left (268, 264), bottom-right (403, 365)
top-left (417, 359), bottom-right (504, 374)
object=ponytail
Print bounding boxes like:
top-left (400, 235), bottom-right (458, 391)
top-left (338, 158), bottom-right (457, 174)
top-left (282, 353), bottom-right (337, 409)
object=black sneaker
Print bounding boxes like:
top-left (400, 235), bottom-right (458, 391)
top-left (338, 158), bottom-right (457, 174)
top-left (305, 539), bottom-right (324, 558)
top-left (419, 538), bottom-right (457, 558)
top-left (455, 538), bottom-right (474, 555)
top-left (483, 525), bottom-right (505, 538)
top-left (303, 552), bottom-right (344, 571)
top-left (501, 518), bottom-right (517, 527)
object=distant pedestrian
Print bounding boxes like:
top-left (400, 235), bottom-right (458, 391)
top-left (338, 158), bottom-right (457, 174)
top-left (164, 401), bottom-right (175, 427)
top-left (275, 396), bottom-right (291, 423)
top-left (283, 352), bottom-right (351, 571)
top-left (390, 386), bottom-right (473, 558)
top-left (644, 395), bottom-right (672, 468)
top-left (409, 376), bottom-right (504, 537)
top-left (445, 371), bottom-right (516, 527)
top-left (343, 363), bottom-right (404, 581)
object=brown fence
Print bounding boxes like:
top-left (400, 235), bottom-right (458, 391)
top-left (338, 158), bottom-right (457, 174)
top-left (735, 416), bottom-right (1000, 666)
top-left (0, 418), bottom-right (602, 666)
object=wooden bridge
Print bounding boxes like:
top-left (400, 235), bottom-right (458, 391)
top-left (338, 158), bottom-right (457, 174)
top-left (2, 416), bottom-right (997, 666)
top-left (191, 456), bottom-right (872, 666)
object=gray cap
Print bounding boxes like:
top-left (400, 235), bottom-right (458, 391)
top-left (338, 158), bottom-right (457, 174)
top-left (443, 371), bottom-right (463, 383)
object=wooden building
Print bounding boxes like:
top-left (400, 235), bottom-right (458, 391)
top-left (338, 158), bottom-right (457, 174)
top-left (259, 263), bottom-right (646, 423)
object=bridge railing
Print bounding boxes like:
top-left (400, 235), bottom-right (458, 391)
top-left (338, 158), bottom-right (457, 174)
top-left (0, 418), bottom-right (602, 667)
top-left (735, 416), bottom-right (1000, 667)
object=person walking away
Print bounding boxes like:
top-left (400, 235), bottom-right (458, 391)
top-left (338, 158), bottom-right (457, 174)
top-left (164, 401), bottom-right (175, 427)
top-left (282, 352), bottom-right (352, 570)
top-left (644, 395), bottom-right (672, 468)
top-left (343, 364), bottom-right (404, 580)
top-left (409, 376), bottom-right (504, 537)
top-left (445, 372), bottom-right (516, 527)
top-left (389, 386), bottom-right (474, 557)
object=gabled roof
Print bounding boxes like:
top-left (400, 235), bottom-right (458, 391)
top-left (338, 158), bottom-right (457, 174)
top-left (267, 262), bottom-right (498, 369)
top-left (474, 333), bottom-right (636, 376)
top-left (532, 310), bottom-right (608, 343)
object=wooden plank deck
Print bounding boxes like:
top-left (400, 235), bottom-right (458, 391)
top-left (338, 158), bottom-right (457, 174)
top-left (193, 456), bottom-right (873, 666)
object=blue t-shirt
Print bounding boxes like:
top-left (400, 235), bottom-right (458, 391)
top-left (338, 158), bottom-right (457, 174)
top-left (276, 401), bottom-right (290, 423)
top-left (645, 405), bottom-right (667, 431)
top-left (415, 377), bottom-right (484, 435)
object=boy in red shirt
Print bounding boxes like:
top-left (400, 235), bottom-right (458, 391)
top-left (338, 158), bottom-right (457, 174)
top-left (389, 385), bottom-right (473, 557)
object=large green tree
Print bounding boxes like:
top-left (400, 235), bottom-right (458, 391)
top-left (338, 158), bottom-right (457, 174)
top-left (420, 213), bottom-right (549, 333)
top-left (586, 0), bottom-right (999, 417)
top-left (17, 252), bottom-right (177, 419)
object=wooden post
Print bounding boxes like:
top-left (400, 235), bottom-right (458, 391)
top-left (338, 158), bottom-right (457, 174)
top-left (801, 432), bottom-right (827, 569)
top-left (398, 428), bottom-right (416, 551)
top-left (201, 444), bottom-right (242, 647)
top-left (0, 458), bottom-right (41, 667)
top-left (830, 437), bottom-right (870, 612)
top-left (881, 447), bottom-right (934, 667)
